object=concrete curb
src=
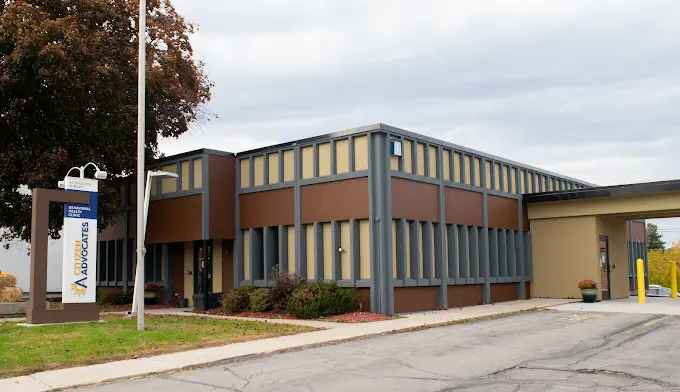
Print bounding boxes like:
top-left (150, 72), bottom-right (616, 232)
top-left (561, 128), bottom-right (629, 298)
top-left (0, 299), bottom-right (574, 392)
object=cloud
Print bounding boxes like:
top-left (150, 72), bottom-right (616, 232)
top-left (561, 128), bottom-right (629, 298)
top-left (163, 0), bottom-right (680, 243)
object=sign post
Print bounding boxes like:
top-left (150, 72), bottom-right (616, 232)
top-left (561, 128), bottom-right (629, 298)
top-left (62, 176), bottom-right (99, 303)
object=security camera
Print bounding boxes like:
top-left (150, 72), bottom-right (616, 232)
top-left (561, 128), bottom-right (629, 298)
top-left (94, 170), bottom-right (108, 180)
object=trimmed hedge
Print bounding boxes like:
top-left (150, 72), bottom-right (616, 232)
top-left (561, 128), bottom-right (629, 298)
top-left (270, 267), bottom-right (306, 312)
top-left (221, 285), bottom-right (257, 313)
top-left (286, 282), bottom-right (353, 319)
top-left (249, 288), bottom-right (272, 312)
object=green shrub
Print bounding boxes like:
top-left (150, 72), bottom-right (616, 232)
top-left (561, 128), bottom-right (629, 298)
top-left (270, 267), bottom-right (307, 312)
top-left (96, 288), bottom-right (110, 304)
top-left (286, 282), bottom-right (354, 319)
top-left (109, 291), bottom-right (133, 305)
top-left (222, 286), bottom-right (257, 313)
top-left (249, 288), bottom-right (272, 312)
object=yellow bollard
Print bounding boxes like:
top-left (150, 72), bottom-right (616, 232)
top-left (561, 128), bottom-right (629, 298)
top-left (671, 261), bottom-right (678, 299)
top-left (637, 259), bottom-right (645, 304)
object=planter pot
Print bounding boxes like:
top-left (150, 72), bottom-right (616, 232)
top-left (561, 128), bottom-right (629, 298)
top-left (178, 298), bottom-right (188, 308)
top-left (144, 292), bottom-right (157, 305)
top-left (581, 288), bottom-right (598, 303)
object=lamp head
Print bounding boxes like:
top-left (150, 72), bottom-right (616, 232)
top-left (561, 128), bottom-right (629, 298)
top-left (94, 170), bottom-right (108, 180)
top-left (58, 180), bottom-right (65, 189)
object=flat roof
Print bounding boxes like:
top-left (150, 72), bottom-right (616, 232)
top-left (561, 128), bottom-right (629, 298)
top-left (523, 179), bottom-right (680, 203)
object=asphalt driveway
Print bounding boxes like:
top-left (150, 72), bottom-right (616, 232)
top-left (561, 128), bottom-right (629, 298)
top-left (74, 309), bottom-right (680, 391)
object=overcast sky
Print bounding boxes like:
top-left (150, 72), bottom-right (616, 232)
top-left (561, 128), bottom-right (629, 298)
top-left (163, 0), bottom-right (680, 244)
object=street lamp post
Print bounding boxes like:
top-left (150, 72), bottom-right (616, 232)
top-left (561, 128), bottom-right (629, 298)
top-left (128, 170), bottom-right (178, 329)
top-left (136, 0), bottom-right (147, 332)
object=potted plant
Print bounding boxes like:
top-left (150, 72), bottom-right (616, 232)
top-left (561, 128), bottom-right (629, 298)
top-left (578, 280), bottom-right (599, 303)
top-left (144, 283), bottom-right (159, 305)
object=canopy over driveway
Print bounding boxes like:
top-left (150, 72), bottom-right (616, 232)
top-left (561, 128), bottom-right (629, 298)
top-left (524, 180), bottom-right (680, 301)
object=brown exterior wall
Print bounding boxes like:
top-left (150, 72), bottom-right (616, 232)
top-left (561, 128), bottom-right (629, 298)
top-left (394, 286), bottom-right (439, 313)
top-left (146, 194), bottom-right (202, 244)
top-left (626, 221), bottom-right (646, 243)
top-left (354, 288), bottom-right (371, 312)
top-left (392, 178), bottom-right (439, 222)
top-left (221, 240), bottom-right (234, 293)
top-left (522, 206), bottom-right (530, 232)
top-left (301, 178), bottom-right (369, 224)
top-left (239, 188), bottom-right (294, 229)
top-left (169, 242), bottom-right (185, 301)
top-left (444, 187), bottom-right (483, 226)
top-left (490, 283), bottom-right (519, 303)
top-left (526, 282), bottom-right (531, 299)
top-left (209, 155), bottom-right (236, 239)
top-left (447, 284), bottom-right (483, 308)
top-left (487, 195), bottom-right (519, 231)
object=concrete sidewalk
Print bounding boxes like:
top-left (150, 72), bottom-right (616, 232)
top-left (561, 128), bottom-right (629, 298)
top-left (552, 296), bottom-right (680, 315)
top-left (0, 298), bottom-right (572, 392)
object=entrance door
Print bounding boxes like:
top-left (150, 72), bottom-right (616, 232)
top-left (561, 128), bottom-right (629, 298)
top-left (599, 236), bottom-right (611, 300)
top-left (193, 240), bottom-right (213, 296)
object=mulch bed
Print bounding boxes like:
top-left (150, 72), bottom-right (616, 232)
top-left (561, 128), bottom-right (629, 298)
top-left (191, 309), bottom-right (391, 323)
top-left (99, 304), bottom-right (176, 313)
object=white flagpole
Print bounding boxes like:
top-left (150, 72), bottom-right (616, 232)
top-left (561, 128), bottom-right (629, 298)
top-left (135, 0), bottom-right (147, 332)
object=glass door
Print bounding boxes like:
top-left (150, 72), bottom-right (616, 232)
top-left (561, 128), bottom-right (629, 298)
top-left (599, 236), bottom-right (610, 300)
top-left (193, 240), bottom-right (213, 295)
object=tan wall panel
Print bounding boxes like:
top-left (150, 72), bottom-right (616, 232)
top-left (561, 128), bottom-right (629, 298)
top-left (213, 240), bottom-right (223, 293)
top-left (240, 188), bottom-right (294, 229)
top-left (443, 151), bottom-right (450, 181)
top-left (391, 178), bottom-right (439, 222)
top-left (306, 225), bottom-right (315, 280)
top-left (390, 155), bottom-right (399, 171)
top-left (268, 153), bottom-right (279, 184)
top-left (253, 155), bottom-right (264, 186)
top-left (454, 152), bottom-right (462, 182)
top-left (597, 216), bottom-right (630, 299)
top-left (428, 146), bottom-right (437, 178)
top-left (510, 168), bottom-right (517, 194)
top-left (318, 143), bottom-right (331, 177)
top-left (283, 150), bottom-right (295, 182)
top-left (403, 140), bottom-right (413, 173)
top-left (520, 170), bottom-right (526, 194)
top-left (240, 159), bottom-right (250, 188)
top-left (323, 223), bottom-right (332, 280)
top-left (547, 177), bottom-right (553, 192)
top-left (243, 230), bottom-right (251, 280)
top-left (340, 222), bottom-right (351, 280)
top-left (301, 178), bottom-right (369, 223)
top-left (493, 163), bottom-right (501, 190)
top-left (531, 216), bottom-right (599, 299)
top-left (416, 143), bottom-right (425, 176)
top-left (184, 242), bottom-right (194, 306)
top-left (287, 227), bottom-right (295, 274)
top-left (392, 220), bottom-right (397, 279)
top-left (161, 164), bottom-right (178, 193)
top-left (359, 220), bottom-right (371, 279)
top-left (335, 139), bottom-right (350, 174)
top-left (503, 166), bottom-right (509, 193)
top-left (193, 158), bottom-right (203, 188)
top-left (464, 156), bottom-right (472, 185)
top-left (151, 176), bottom-right (158, 195)
top-left (181, 161), bottom-right (190, 190)
top-left (354, 135), bottom-right (369, 171)
top-left (302, 146), bottom-right (314, 179)
top-left (485, 161), bottom-right (492, 189)
top-left (528, 191), bottom-right (680, 220)
top-left (474, 158), bottom-right (481, 187)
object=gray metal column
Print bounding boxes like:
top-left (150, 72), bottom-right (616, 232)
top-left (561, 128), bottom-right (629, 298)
top-left (314, 222), bottom-right (323, 281)
top-left (263, 226), bottom-right (275, 285)
top-left (480, 159), bottom-right (490, 303)
top-left (368, 131), bottom-right (394, 315)
top-left (163, 244), bottom-right (172, 303)
top-left (234, 158), bottom-right (241, 288)
top-left (436, 146), bottom-right (447, 309)
top-left (517, 168), bottom-right (526, 299)
top-left (201, 153), bottom-right (210, 240)
top-left (294, 146), bottom-right (304, 275)
top-left (458, 225), bottom-right (469, 280)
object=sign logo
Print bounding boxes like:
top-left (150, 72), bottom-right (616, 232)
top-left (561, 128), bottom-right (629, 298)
top-left (62, 177), bottom-right (98, 303)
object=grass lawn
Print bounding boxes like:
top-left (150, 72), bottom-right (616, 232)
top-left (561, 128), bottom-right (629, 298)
top-left (0, 315), bottom-right (315, 378)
